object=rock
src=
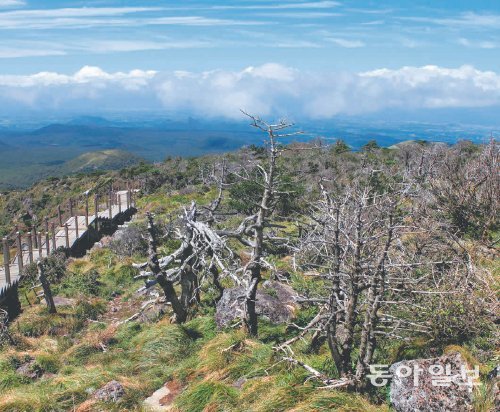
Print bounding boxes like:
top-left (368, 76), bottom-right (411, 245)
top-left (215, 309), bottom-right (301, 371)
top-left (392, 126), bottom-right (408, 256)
top-left (92, 236), bottom-right (113, 250)
top-left (138, 302), bottom-right (168, 323)
top-left (261, 280), bottom-right (297, 305)
top-left (52, 296), bottom-right (76, 307)
top-left (390, 352), bottom-right (475, 412)
top-left (232, 377), bottom-right (247, 389)
top-left (111, 229), bottom-right (126, 241)
top-left (487, 366), bottom-right (500, 410)
top-left (93, 380), bottom-right (125, 403)
top-left (16, 359), bottom-right (43, 380)
top-left (487, 365), bottom-right (499, 380)
top-left (215, 280), bottom-right (299, 329)
top-left (144, 381), bottom-right (182, 411)
top-left (271, 270), bottom-right (291, 281)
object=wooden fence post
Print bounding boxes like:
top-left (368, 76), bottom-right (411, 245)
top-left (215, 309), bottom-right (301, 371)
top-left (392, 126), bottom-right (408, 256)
top-left (2, 237), bottom-right (10, 285)
top-left (16, 231), bottom-right (23, 271)
top-left (38, 232), bottom-right (43, 257)
top-left (108, 191), bottom-right (113, 219)
top-left (58, 205), bottom-right (62, 226)
top-left (45, 218), bottom-right (50, 255)
top-left (94, 195), bottom-right (99, 231)
top-left (45, 230), bottom-right (50, 255)
top-left (74, 216), bottom-right (79, 238)
top-left (51, 223), bottom-right (56, 251)
top-left (32, 227), bottom-right (38, 249)
top-left (64, 224), bottom-right (70, 248)
top-left (27, 234), bottom-right (33, 264)
top-left (85, 195), bottom-right (89, 227)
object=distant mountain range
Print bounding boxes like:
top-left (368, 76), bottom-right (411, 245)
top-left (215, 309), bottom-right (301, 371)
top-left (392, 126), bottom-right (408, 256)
top-left (0, 116), bottom-right (496, 190)
top-left (0, 121), bottom-right (259, 189)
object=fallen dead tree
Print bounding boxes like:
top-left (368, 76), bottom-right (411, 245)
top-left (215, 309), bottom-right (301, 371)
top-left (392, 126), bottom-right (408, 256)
top-left (132, 168), bottom-right (240, 323)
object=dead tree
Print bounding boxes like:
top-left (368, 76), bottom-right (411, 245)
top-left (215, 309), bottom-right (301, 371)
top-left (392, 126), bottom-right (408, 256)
top-left (133, 170), bottom-right (238, 322)
top-left (134, 209), bottom-right (205, 323)
top-left (200, 160), bottom-right (228, 300)
top-left (217, 112), bottom-right (300, 336)
top-left (282, 165), bottom-right (474, 390)
top-left (37, 260), bottom-right (57, 314)
top-left (0, 308), bottom-right (14, 346)
top-left (408, 138), bottom-right (499, 241)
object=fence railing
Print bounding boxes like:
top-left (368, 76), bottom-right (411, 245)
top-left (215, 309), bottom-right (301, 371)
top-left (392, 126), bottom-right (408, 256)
top-left (1, 180), bottom-right (142, 287)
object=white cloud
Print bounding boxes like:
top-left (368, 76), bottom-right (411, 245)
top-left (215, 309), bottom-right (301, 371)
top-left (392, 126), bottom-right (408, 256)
top-left (212, 1), bottom-right (341, 10)
top-left (0, 47), bottom-right (65, 58)
top-left (458, 38), bottom-right (497, 49)
top-left (360, 20), bottom-right (385, 25)
top-left (243, 63), bottom-right (296, 81)
top-left (1, 64), bottom-right (500, 118)
top-left (347, 8), bottom-right (393, 15)
top-left (0, 0), bottom-right (24, 8)
top-left (273, 40), bottom-right (322, 48)
top-left (0, 7), bottom-right (263, 29)
top-left (0, 6), bottom-right (161, 18)
top-left (355, 65), bottom-right (500, 110)
top-left (83, 40), bottom-right (212, 53)
top-left (0, 66), bottom-right (157, 87)
top-left (257, 11), bottom-right (341, 18)
top-left (148, 16), bottom-right (264, 27)
top-left (399, 37), bottom-right (425, 48)
top-left (401, 12), bottom-right (500, 29)
top-left (325, 37), bottom-right (365, 48)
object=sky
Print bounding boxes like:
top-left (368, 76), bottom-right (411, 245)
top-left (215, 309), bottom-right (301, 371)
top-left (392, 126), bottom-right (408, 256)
top-left (0, 0), bottom-right (500, 122)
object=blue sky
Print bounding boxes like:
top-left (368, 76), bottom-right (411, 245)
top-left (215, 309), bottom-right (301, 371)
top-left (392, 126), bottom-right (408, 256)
top-left (0, 0), bottom-right (500, 121)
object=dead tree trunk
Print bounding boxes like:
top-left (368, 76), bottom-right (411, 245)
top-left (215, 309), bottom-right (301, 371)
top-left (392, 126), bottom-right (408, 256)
top-left (146, 212), bottom-right (187, 323)
top-left (241, 113), bottom-right (282, 336)
top-left (37, 261), bottom-right (57, 314)
top-left (0, 308), bottom-right (14, 346)
top-left (133, 180), bottom-right (237, 322)
top-left (217, 112), bottom-right (302, 336)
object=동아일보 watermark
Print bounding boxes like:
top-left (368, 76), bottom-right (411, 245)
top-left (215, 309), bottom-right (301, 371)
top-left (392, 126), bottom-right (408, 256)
top-left (367, 363), bottom-right (480, 388)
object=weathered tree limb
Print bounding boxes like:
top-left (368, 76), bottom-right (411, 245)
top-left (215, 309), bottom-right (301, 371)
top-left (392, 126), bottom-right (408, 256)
top-left (37, 261), bottom-right (57, 314)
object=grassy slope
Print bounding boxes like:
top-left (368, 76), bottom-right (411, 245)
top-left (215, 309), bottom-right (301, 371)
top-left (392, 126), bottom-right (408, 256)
top-left (0, 147), bottom-right (497, 411)
top-left (0, 183), bottom-right (389, 412)
top-left (60, 150), bottom-right (143, 175)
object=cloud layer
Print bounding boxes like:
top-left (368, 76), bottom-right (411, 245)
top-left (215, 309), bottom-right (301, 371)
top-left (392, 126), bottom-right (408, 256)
top-left (0, 0), bottom-right (25, 8)
top-left (1, 64), bottom-right (499, 119)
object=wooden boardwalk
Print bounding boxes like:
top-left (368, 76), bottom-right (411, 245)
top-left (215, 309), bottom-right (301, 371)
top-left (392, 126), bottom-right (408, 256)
top-left (0, 190), bottom-right (136, 295)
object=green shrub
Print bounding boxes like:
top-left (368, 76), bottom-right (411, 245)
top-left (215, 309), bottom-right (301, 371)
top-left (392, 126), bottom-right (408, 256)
top-left (175, 381), bottom-right (238, 412)
top-left (35, 353), bottom-right (61, 374)
top-left (75, 299), bottom-right (106, 321)
top-left (56, 269), bottom-right (100, 297)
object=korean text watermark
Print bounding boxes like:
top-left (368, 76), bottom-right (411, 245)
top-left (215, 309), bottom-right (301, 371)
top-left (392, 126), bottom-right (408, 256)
top-left (367, 363), bottom-right (480, 387)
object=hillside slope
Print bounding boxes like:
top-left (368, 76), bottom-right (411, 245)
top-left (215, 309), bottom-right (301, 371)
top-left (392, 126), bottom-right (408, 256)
top-left (60, 150), bottom-right (143, 174)
top-left (0, 139), bottom-right (497, 411)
